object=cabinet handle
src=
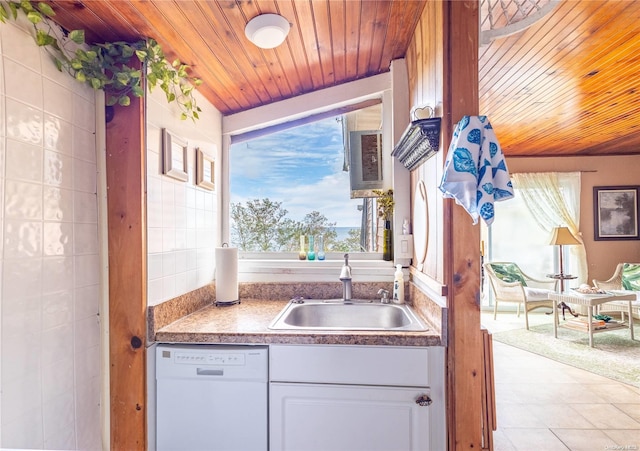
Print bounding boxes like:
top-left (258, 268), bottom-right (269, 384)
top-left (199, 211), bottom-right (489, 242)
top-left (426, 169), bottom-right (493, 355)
top-left (415, 394), bottom-right (432, 407)
top-left (197, 368), bottom-right (223, 376)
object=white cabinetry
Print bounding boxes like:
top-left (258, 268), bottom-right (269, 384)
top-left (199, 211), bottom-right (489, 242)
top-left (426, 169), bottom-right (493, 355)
top-left (269, 345), bottom-right (445, 451)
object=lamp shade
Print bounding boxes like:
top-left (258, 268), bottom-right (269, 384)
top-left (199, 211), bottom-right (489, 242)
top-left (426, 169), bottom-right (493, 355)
top-left (549, 226), bottom-right (580, 246)
top-left (245, 14), bottom-right (290, 49)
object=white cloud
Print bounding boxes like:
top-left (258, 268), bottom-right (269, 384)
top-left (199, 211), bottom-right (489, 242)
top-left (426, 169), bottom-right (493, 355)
top-left (230, 116), bottom-right (361, 227)
top-left (270, 171), bottom-right (362, 226)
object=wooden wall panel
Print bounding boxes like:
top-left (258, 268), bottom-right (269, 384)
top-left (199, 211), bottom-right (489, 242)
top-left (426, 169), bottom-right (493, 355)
top-left (407, 0), bottom-right (445, 284)
top-left (406, 1), bottom-right (483, 450)
top-left (106, 75), bottom-right (147, 449)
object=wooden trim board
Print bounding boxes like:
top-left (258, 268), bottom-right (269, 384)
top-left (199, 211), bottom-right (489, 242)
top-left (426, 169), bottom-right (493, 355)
top-left (443, 1), bottom-right (484, 449)
top-left (105, 79), bottom-right (148, 449)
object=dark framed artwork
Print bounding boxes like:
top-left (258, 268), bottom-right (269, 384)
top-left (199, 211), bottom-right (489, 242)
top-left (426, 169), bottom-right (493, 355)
top-left (593, 185), bottom-right (639, 241)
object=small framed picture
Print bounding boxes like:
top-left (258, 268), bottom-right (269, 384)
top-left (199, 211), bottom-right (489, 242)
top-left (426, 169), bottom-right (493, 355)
top-left (162, 128), bottom-right (188, 181)
top-left (593, 185), bottom-right (639, 241)
top-left (196, 148), bottom-right (215, 191)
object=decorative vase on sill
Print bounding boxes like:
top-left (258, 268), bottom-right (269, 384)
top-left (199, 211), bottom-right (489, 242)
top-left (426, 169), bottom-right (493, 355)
top-left (373, 189), bottom-right (394, 261)
top-left (307, 235), bottom-right (316, 260)
top-left (298, 235), bottom-right (307, 260)
top-left (317, 235), bottom-right (325, 260)
top-left (383, 220), bottom-right (393, 261)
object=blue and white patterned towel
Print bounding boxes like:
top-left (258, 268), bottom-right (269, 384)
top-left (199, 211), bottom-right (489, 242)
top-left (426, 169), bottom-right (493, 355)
top-left (438, 115), bottom-right (514, 225)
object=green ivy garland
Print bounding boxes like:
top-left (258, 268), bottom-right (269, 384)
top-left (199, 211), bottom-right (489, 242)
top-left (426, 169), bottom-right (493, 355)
top-left (0, 1), bottom-right (202, 121)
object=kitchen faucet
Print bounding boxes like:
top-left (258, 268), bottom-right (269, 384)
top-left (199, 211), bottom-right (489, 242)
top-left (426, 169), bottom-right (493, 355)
top-left (339, 253), bottom-right (352, 302)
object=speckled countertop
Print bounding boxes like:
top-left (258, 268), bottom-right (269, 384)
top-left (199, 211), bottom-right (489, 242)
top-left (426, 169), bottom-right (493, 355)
top-left (153, 298), bottom-right (442, 347)
top-left (150, 282), bottom-right (444, 347)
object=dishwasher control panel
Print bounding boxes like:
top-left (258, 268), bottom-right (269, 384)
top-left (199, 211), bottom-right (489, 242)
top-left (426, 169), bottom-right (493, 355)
top-left (156, 344), bottom-right (268, 381)
top-left (173, 351), bottom-right (246, 366)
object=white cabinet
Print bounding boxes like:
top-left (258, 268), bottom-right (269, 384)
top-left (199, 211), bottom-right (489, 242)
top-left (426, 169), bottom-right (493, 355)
top-left (269, 345), bottom-right (446, 451)
top-left (270, 383), bottom-right (431, 450)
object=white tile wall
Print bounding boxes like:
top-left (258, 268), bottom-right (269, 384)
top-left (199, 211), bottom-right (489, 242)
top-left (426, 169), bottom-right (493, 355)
top-left (146, 88), bottom-right (222, 306)
top-left (0, 14), bottom-right (222, 449)
top-left (0, 20), bottom-right (102, 450)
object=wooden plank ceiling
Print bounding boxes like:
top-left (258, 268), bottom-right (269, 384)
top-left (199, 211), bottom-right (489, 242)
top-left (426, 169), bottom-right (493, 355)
top-left (480, 0), bottom-right (640, 157)
top-left (46, 1), bottom-right (424, 115)
top-left (43, 0), bottom-right (640, 158)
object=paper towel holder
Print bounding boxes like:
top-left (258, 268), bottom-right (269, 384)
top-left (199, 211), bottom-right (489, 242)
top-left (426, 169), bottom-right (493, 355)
top-left (215, 300), bottom-right (241, 307)
top-left (214, 299), bottom-right (241, 307)
top-left (215, 243), bottom-right (241, 307)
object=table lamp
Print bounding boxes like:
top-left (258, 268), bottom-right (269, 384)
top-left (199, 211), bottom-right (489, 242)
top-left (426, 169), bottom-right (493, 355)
top-left (549, 226), bottom-right (580, 291)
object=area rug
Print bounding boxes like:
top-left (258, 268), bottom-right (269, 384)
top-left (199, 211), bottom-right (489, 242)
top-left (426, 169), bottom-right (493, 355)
top-left (492, 322), bottom-right (640, 387)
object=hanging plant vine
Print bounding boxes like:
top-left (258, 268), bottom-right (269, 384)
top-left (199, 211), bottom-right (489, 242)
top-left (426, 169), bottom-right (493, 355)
top-left (0, 1), bottom-right (202, 121)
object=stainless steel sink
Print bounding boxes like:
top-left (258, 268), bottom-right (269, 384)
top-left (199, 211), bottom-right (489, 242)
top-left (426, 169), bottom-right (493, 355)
top-left (268, 299), bottom-right (428, 331)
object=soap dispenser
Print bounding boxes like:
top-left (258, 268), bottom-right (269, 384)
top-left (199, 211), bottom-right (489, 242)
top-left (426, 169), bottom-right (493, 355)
top-left (393, 264), bottom-right (405, 304)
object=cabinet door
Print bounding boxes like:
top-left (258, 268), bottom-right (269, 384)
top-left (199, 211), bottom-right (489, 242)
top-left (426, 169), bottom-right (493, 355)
top-left (270, 383), bottom-right (431, 451)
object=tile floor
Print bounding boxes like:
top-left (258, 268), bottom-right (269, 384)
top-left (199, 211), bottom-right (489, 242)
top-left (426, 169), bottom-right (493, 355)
top-left (482, 311), bottom-right (640, 451)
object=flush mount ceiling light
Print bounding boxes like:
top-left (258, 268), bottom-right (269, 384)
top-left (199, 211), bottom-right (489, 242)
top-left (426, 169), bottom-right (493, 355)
top-left (245, 13), bottom-right (290, 49)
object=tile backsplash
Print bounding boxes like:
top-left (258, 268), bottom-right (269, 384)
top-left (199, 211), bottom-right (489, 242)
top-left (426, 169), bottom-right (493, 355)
top-left (145, 88), bottom-right (221, 306)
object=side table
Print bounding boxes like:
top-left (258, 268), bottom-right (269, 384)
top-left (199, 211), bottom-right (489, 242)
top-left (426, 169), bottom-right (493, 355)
top-left (549, 291), bottom-right (636, 347)
top-left (546, 274), bottom-right (579, 319)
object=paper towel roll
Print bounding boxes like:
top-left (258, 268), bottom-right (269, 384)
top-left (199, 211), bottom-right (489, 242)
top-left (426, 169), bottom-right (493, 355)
top-left (215, 246), bottom-right (238, 303)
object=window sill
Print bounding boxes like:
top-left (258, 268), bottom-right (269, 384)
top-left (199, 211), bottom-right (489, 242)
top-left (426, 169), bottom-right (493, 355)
top-left (237, 253), bottom-right (398, 283)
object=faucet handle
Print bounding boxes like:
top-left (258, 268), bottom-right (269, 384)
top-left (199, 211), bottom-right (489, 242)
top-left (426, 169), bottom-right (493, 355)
top-left (377, 288), bottom-right (390, 304)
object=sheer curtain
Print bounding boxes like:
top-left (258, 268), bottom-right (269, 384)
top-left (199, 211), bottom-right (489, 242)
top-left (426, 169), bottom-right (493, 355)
top-left (510, 172), bottom-right (588, 284)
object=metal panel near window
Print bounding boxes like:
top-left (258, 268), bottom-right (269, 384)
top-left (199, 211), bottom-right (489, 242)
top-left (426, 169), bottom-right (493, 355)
top-left (349, 130), bottom-right (384, 197)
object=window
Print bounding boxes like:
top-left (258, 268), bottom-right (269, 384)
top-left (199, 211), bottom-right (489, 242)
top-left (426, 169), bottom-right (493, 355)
top-left (485, 195), bottom-right (553, 269)
top-left (229, 104), bottom-right (388, 256)
top-left (482, 172), bottom-right (583, 307)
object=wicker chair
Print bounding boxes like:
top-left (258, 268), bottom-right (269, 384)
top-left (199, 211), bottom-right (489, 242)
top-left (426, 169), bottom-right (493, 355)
top-left (484, 262), bottom-right (556, 330)
top-left (592, 263), bottom-right (640, 321)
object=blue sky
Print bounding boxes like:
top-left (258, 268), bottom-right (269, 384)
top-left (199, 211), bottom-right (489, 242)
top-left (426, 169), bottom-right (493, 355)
top-left (230, 116), bottom-right (363, 227)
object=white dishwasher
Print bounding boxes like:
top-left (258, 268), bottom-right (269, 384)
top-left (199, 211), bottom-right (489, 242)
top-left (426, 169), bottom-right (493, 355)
top-left (155, 344), bottom-right (268, 451)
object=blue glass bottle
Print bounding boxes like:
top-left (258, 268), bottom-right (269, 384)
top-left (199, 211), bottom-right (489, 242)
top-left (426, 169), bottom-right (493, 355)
top-left (307, 235), bottom-right (315, 260)
top-left (317, 235), bottom-right (325, 260)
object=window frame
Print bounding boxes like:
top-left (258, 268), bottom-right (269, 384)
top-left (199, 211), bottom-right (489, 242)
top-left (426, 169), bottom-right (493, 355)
top-left (220, 72), bottom-right (409, 282)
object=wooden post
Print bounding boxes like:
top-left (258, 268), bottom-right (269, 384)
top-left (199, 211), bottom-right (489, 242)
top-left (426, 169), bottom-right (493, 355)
top-left (443, 1), bottom-right (483, 450)
top-left (105, 65), bottom-right (147, 449)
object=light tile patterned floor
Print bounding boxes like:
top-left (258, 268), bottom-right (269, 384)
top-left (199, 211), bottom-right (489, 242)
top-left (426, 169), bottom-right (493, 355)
top-left (483, 312), bottom-right (640, 451)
